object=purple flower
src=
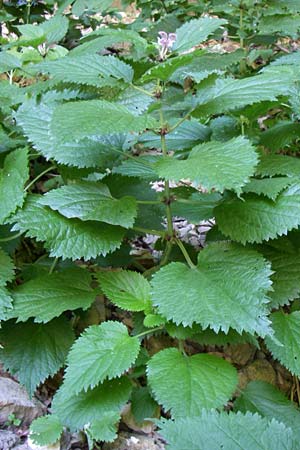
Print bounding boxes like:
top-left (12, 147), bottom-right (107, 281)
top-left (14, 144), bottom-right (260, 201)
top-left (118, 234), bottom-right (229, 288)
top-left (158, 31), bottom-right (177, 59)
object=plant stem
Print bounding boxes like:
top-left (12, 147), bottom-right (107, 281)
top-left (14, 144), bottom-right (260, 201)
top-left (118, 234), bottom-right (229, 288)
top-left (239, 4), bottom-right (244, 49)
top-left (26, 0), bottom-right (31, 24)
top-left (168, 111), bottom-right (192, 133)
top-left (175, 238), bottom-right (196, 269)
top-left (0, 231), bottom-right (23, 242)
top-left (24, 165), bottom-right (56, 191)
top-left (132, 226), bottom-right (165, 237)
top-left (136, 200), bottom-right (162, 205)
top-left (130, 83), bottom-right (155, 98)
top-left (135, 326), bottom-right (164, 339)
top-left (49, 257), bottom-right (58, 275)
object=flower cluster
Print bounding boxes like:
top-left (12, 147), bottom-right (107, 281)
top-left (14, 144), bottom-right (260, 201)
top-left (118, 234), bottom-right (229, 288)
top-left (157, 31), bottom-right (177, 59)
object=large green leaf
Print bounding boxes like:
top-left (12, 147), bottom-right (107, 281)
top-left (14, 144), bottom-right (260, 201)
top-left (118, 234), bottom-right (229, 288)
top-left (155, 137), bottom-right (258, 194)
top-left (63, 321), bottom-right (140, 394)
top-left (158, 411), bottom-right (295, 450)
top-left (0, 318), bottom-right (75, 396)
top-left (0, 148), bottom-right (29, 224)
top-left (194, 73), bottom-right (291, 116)
top-left (36, 54), bottom-right (133, 86)
top-left (39, 15), bottom-right (69, 44)
top-left (173, 17), bottom-right (227, 53)
top-left (39, 181), bottom-right (137, 228)
top-left (147, 348), bottom-right (237, 417)
top-left (51, 100), bottom-right (157, 143)
top-left (15, 97), bottom-right (116, 168)
top-left (235, 381), bottom-right (300, 440)
top-left (242, 177), bottom-right (296, 200)
top-left (265, 311), bottom-right (300, 376)
top-left (215, 184), bottom-right (300, 244)
top-left (8, 196), bottom-right (125, 260)
top-left (52, 377), bottom-right (132, 431)
top-left (98, 269), bottom-right (151, 312)
top-left (256, 154), bottom-right (300, 177)
top-left (8, 268), bottom-right (96, 323)
top-left (151, 242), bottom-right (272, 336)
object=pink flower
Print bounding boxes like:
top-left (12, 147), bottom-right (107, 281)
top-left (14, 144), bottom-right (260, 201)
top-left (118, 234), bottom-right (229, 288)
top-left (158, 31), bottom-right (177, 59)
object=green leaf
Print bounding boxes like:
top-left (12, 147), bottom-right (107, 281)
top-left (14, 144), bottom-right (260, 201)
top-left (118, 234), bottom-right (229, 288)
top-left (51, 100), bottom-right (157, 143)
top-left (98, 270), bottom-right (151, 312)
top-left (215, 184), bottom-right (300, 244)
top-left (39, 181), bottom-right (137, 228)
top-left (259, 14), bottom-right (300, 39)
top-left (0, 287), bottom-right (13, 321)
top-left (155, 137), bottom-right (258, 194)
top-left (0, 318), bottom-right (75, 396)
top-left (158, 411), bottom-right (295, 450)
top-left (72, 0), bottom-right (113, 16)
top-left (131, 386), bottom-right (159, 423)
top-left (37, 54), bottom-right (133, 86)
top-left (30, 415), bottom-right (63, 446)
top-left (15, 97), bottom-right (115, 168)
top-left (0, 148), bottom-right (29, 224)
top-left (147, 348), bottom-right (237, 417)
top-left (113, 156), bottom-right (159, 179)
top-left (242, 177), bottom-right (296, 200)
top-left (235, 381), bottom-right (300, 440)
top-left (63, 321), bottom-right (140, 394)
top-left (259, 122), bottom-right (300, 151)
top-left (262, 244), bottom-right (300, 307)
top-left (8, 268), bottom-right (95, 323)
top-left (172, 191), bottom-right (221, 223)
top-left (87, 412), bottom-right (120, 443)
top-left (52, 377), bottom-right (132, 431)
top-left (0, 52), bottom-right (22, 73)
top-left (40, 15), bottom-right (69, 44)
top-left (173, 17), bottom-right (227, 53)
top-left (8, 195), bottom-right (125, 261)
top-left (265, 311), bottom-right (300, 376)
top-left (256, 154), bottom-right (300, 177)
top-left (0, 248), bottom-right (15, 286)
top-left (151, 242), bottom-right (272, 336)
top-left (15, 24), bottom-right (45, 48)
top-left (194, 73), bottom-right (291, 117)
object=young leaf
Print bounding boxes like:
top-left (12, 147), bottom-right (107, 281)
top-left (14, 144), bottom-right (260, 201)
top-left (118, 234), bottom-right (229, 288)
top-left (36, 54), bottom-right (134, 86)
top-left (155, 137), bottom-right (258, 194)
top-left (0, 318), bottom-right (75, 396)
top-left (63, 321), bottom-right (140, 394)
top-left (8, 196), bottom-right (125, 260)
top-left (39, 181), bottom-right (137, 228)
top-left (0, 148), bottom-right (29, 224)
top-left (8, 268), bottom-right (96, 323)
top-left (52, 377), bottom-right (132, 431)
top-left (51, 100), bottom-right (157, 143)
top-left (151, 242), bottom-right (272, 336)
top-left (30, 415), bottom-right (63, 446)
top-left (173, 17), bottom-right (227, 53)
top-left (147, 348), bottom-right (237, 417)
top-left (215, 184), bottom-right (300, 244)
top-left (235, 381), bottom-right (300, 440)
top-left (158, 411), bottom-right (295, 450)
top-left (87, 412), bottom-right (121, 443)
top-left (98, 269), bottom-right (151, 312)
top-left (265, 311), bottom-right (300, 376)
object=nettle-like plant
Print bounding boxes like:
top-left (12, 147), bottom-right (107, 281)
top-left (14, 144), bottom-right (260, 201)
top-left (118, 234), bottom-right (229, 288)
top-left (2, 0), bottom-right (300, 448)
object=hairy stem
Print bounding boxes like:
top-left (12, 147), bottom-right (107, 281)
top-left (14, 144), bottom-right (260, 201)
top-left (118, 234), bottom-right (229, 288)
top-left (24, 165), bottom-right (56, 191)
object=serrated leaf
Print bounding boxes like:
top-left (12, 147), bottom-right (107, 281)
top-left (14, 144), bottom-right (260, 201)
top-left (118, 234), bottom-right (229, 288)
top-left (117, 86), bottom-right (154, 115)
top-left (0, 287), bottom-right (13, 321)
top-left (15, 24), bottom-right (45, 48)
top-left (265, 311), bottom-right (300, 376)
top-left (98, 270), bottom-right (151, 312)
top-left (147, 348), bottom-right (237, 417)
top-left (8, 195), bottom-right (125, 261)
top-left (256, 154), bottom-right (300, 177)
top-left (131, 386), bottom-right (159, 423)
top-left (262, 245), bottom-right (300, 307)
top-left (52, 376), bottom-right (132, 431)
top-left (259, 14), bottom-right (300, 39)
top-left (88, 412), bottom-right (120, 443)
top-left (259, 122), bottom-right (300, 151)
top-left (15, 98), bottom-right (115, 168)
top-left (215, 184), bottom-right (300, 244)
top-left (63, 321), bottom-right (140, 394)
top-left (151, 242), bottom-right (272, 336)
top-left (40, 15), bottom-right (69, 44)
top-left (51, 100), bottom-right (157, 143)
top-left (8, 268), bottom-right (95, 323)
top-left (141, 52), bottom-right (201, 82)
top-left (30, 415), bottom-right (63, 446)
top-left (243, 177), bottom-right (295, 200)
top-left (113, 156), bottom-right (159, 179)
top-left (0, 317), bottom-right (75, 396)
top-left (158, 411), bottom-right (295, 450)
top-left (39, 181), bottom-right (137, 228)
top-left (155, 137), bottom-right (258, 194)
top-left (0, 51), bottom-right (22, 73)
top-left (192, 328), bottom-right (258, 347)
top-left (0, 248), bottom-right (15, 286)
top-left (37, 54), bottom-right (133, 86)
top-left (172, 192), bottom-right (222, 223)
top-left (194, 74), bottom-right (291, 117)
top-left (0, 148), bottom-right (29, 224)
top-left (235, 381), bottom-right (300, 440)
top-left (173, 17), bottom-right (227, 53)
top-left (72, 0), bottom-right (113, 16)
